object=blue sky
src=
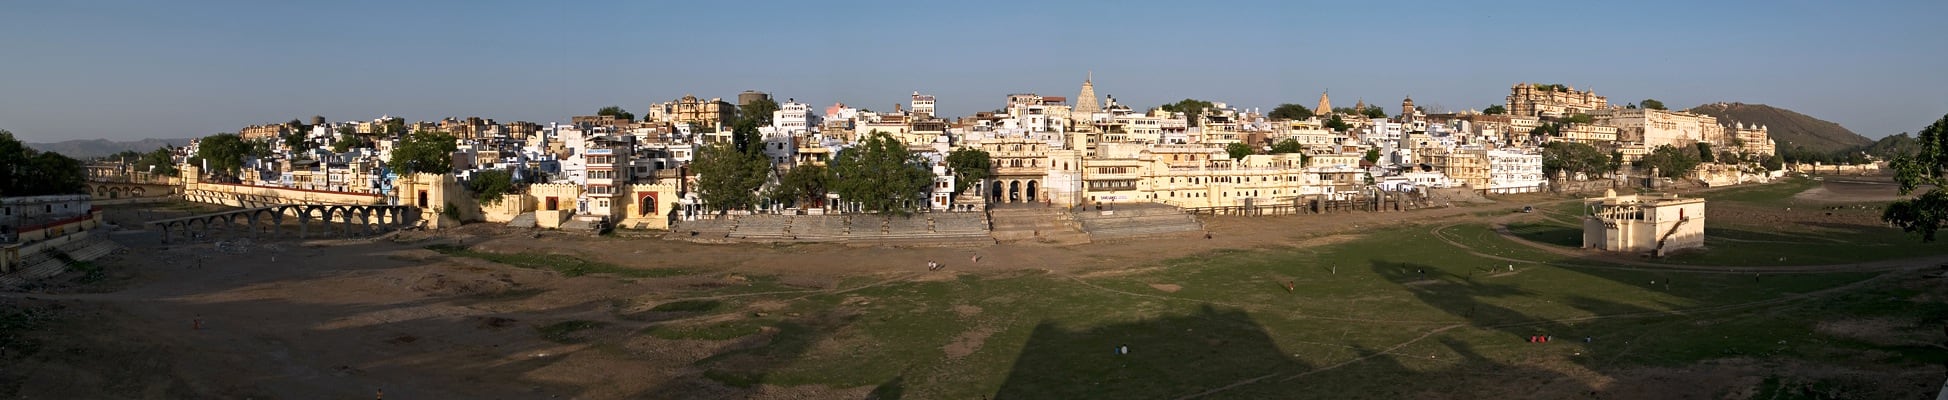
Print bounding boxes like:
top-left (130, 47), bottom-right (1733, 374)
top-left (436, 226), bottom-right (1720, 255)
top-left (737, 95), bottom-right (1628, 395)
top-left (2, 0), bottom-right (1944, 143)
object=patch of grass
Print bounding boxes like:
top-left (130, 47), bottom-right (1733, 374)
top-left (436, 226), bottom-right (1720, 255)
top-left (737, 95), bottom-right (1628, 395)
top-left (1701, 176), bottom-right (1819, 205)
top-left (535, 320), bottom-right (606, 343)
top-left (427, 244), bottom-right (688, 278)
top-left (649, 300), bottom-right (723, 312)
top-left (1505, 222), bottom-right (1581, 247)
top-left (703, 369), bottom-right (762, 388)
top-left (69, 261), bottom-right (105, 284)
top-left (646, 320), bottom-right (770, 340)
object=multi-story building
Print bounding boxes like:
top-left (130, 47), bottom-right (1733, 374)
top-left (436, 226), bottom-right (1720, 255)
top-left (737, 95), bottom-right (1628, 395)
top-left (1485, 149), bottom-right (1545, 194)
top-left (1725, 122), bottom-right (1776, 157)
top-left (1507, 83), bottom-right (1609, 118)
top-left (1424, 147), bottom-right (1489, 191)
top-left (910, 92), bottom-right (936, 120)
top-left (1592, 108), bottom-right (1726, 161)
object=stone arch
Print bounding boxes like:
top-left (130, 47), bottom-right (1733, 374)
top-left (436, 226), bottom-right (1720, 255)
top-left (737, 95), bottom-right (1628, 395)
top-left (1027, 180), bottom-right (1039, 203)
top-left (1009, 180), bottom-right (1021, 203)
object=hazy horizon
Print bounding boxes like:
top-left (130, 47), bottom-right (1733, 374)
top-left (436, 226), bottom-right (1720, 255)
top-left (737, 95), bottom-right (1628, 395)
top-left (3, 0), bottom-right (1944, 143)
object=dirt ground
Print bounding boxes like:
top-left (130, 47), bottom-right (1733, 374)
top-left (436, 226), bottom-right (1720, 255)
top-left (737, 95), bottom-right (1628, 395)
top-left (0, 184), bottom-right (1932, 399)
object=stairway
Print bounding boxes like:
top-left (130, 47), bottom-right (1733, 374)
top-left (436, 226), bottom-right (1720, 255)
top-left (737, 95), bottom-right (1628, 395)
top-left (987, 204), bottom-right (1090, 245)
top-left (1653, 216), bottom-right (1693, 256)
top-left (506, 212), bottom-right (538, 228)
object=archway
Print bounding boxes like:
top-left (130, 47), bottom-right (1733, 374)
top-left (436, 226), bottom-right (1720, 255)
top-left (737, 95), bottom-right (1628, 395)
top-left (990, 182), bottom-right (1003, 204)
top-left (1009, 181), bottom-right (1021, 203)
top-left (1026, 180), bottom-right (1039, 203)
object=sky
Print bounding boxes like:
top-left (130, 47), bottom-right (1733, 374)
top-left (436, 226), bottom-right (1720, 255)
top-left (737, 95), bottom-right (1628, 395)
top-left (2, 0), bottom-right (1945, 143)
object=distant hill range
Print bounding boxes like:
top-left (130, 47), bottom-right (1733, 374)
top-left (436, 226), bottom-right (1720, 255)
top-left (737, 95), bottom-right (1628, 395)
top-left (1687, 102), bottom-right (1872, 154)
top-left (27, 138), bottom-right (194, 159)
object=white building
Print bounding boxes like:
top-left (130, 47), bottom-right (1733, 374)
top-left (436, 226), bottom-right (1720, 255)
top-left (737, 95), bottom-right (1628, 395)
top-left (1485, 149), bottom-right (1545, 194)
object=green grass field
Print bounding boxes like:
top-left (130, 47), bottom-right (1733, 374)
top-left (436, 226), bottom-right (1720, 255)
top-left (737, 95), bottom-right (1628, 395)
top-left (462, 178), bottom-right (1948, 398)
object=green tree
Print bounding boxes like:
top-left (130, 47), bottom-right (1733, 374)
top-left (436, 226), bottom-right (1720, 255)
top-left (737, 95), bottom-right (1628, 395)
top-left (282, 131), bottom-right (314, 153)
top-left (596, 106), bottom-right (634, 122)
top-left (1883, 114), bottom-right (1948, 241)
top-left (21, 151), bottom-right (85, 195)
top-left (193, 133), bottom-right (250, 176)
top-left (1268, 103), bottom-right (1313, 121)
top-left (740, 97), bottom-right (780, 126)
top-left (829, 132), bottom-right (933, 214)
top-left (0, 131), bottom-right (23, 194)
top-left (467, 168), bottom-right (518, 205)
top-left (1640, 99), bottom-right (1667, 111)
top-left (1269, 138), bottom-right (1303, 154)
top-left (1483, 105), bottom-right (1507, 115)
top-left (1157, 99), bottom-right (1215, 127)
top-left (1762, 153), bottom-right (1784, 171)
top-left (1361, 105), bottom-right (1387, 119)
top-left (136, 146), bottom-right (179, 177)
top-left (730, 119), bottom-right (764, 155)
top-left (1324, 115), bottom-right (1351, 131)
top-left (389, 131), bottom-right (458, 174)
top-left (1609, 151), bottom-right (1625, 174)
top-left (945, 148), bottom-right (991, 196)
top-left (331, 135), bottom-right (368, 153)
top-left (1635, 144), bottom-right (1701, 178)
top-left (1540, 141), bottom-right (1609, 178)
top-left (1561, 114), bottom-right (1594, 124)
top-left (1224, 142), bottom-right (1254, 160)
top-left (1695, 142), bottom-right (1715, 163)
top-left (1363, 148), bottom-right (1381, 164)
top-left (767, 165), bottom-right (830, 209)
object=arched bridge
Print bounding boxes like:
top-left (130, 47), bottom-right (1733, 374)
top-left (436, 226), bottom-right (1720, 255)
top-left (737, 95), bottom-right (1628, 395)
top-left (86, 180), bottom-right (179, 200)
top-left (150, 204), bottom-right (420, 244)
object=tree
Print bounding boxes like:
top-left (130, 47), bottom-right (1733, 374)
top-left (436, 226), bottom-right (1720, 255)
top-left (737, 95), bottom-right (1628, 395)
top-left (1268, 103), bottom-right (1313, 121)
top-left (945, 148), bottom-right (991, 196)
top-left (1269, 138), bottom-right (1303, 154)
top-left (829, 132), bottom-right (933, 214)
top-left (1540, 141), bottom-right (1609, 179)
top-left (1883, 114), bottom-right (1948, 241)
top-left (1363, 148), bottom-right (1381, 164)
top-left (0, 130), bottom-right (85, 196)
top-left (136, 146), bottom-right (179, 177)
top-left (1609, 151), bottom-right (1625, 174)
top-left (596, 106), bottom-right (634, 122)
top-left (1361, 105), bottom-right (1387, 119)
top-left (1695, 142), bottom-right (1715, 163)
top-left (1225, 142), bottom-right (1254, 160)
top-left (730, 119), bottom-right (764, 155)
top-left (1640, 99), bottom-right (1667, 111)
top-left (1483, 105), bottom-right (1507, 115)
top-left (740, 97), bottom-right (780, 127)
top-left (282, 131), bottom-right (313, 153)
top-left (331, 135), bottom-right (367, 153)
top-left (21, 152), bottom-right (84, 195)
top-left (1157, 99), bottom-right (1215, 127)
top-left (1635, 144), bottom-right (1701, 178)
top-left (768, 165), bottom-right (830, 209)
top-left (467, 168), bottom-right (518, 205)
top-left (692, 140), bottom-right (770, 214)
top-left (193, 133), bottom-right (250, 176)
top-left (1325, 115), bottom-right (1351, 131)
top-left (389, 131), bottom-right (458, 174)
top-left (1561, 114), bottom-right (1594, 125)
top-left (1761, 153), bottom-right (1784, 171)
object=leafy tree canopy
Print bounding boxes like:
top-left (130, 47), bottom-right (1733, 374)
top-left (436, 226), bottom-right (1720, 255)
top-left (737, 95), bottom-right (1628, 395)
top-left (945, 148), bottom-right (991, 196)
top-left (1363, 148), bottom-right (1381, 164)
top-left (193, 133), bottom-right (250, 176)
top-left (829, 132), bottom-right (933, 214)
top-left (1634, 144), bottom-right (1701, 179)
top-left (1540, 141), bottom-right (1610, 178)
top-left (740, 97), bottom-right (780, 127)
top-left (1883, 114), bottom-right (1948, 241)
top-left (596, 106), bottom-right (634, 122)
top-left (467, 168), bottom-right (519, 205)
top-left (0, 130), bottom-right (86, 196)
top-left (1483, 105), bottom-right (1507, 115)
top-left (1269, 138), bottom-right (1303, 154)
top-left (1157, 99), bottom-right (1215, 127)
top-left (389, 131), bottom-right (458, 174)
top-left (768, 165), bottom-right (830, 209)
top-left (1640, 99), bottom-right (1667, 111)
top-left (1224, 142), bottom-right (1254, 160)
top-left (1268, 104), bottom-right (1313, 121)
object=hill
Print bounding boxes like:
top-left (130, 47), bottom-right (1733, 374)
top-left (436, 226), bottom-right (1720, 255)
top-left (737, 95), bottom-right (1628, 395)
top-left (27, 138), bottom-right (194, 159)
top-left (1687, 102), bottom-right (1872, 154)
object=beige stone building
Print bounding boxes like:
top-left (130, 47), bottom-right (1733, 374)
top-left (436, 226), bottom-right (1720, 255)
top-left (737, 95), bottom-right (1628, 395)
top-left (1582, 190), bottom-right (1705, 255)
top-left (1592, 108), bottom-right (1727, 161)
top-left (1506, 83), bottom-right (1608, 118)
top-left (1422, 147), bottom-right (1489, 190)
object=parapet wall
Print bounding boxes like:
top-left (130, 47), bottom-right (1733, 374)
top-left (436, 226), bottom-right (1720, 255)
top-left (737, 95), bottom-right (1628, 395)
top-left (185, 182), bottom-right (386, 207)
